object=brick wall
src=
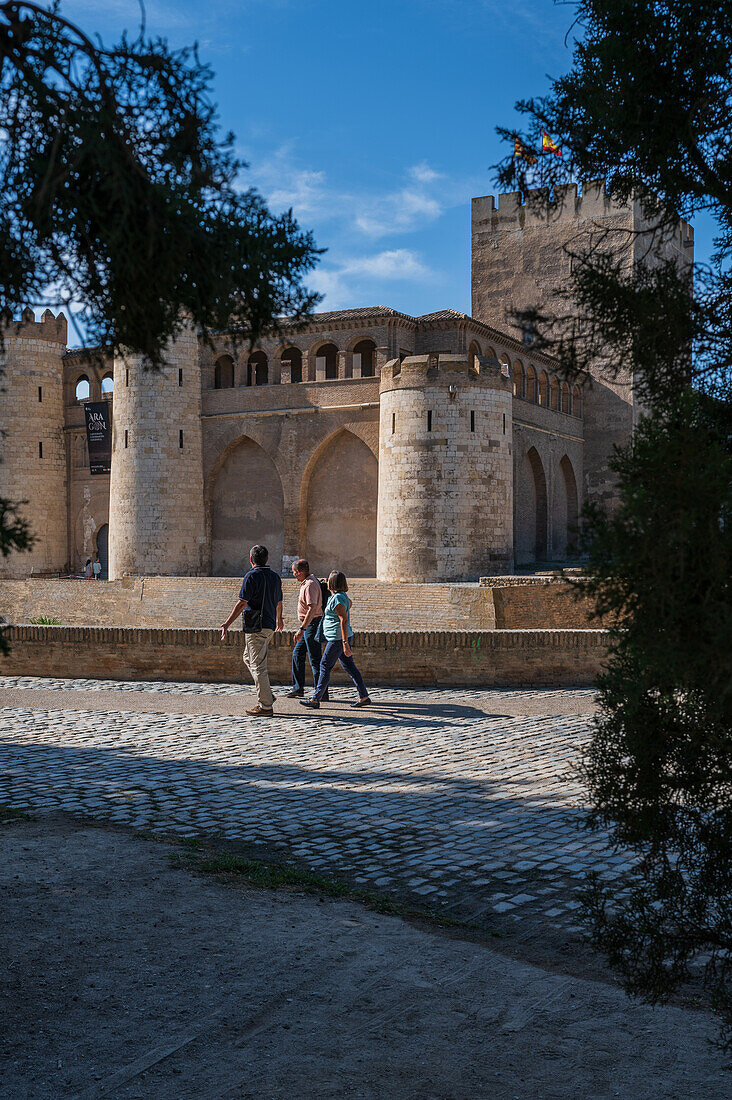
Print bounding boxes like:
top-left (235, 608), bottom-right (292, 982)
top-left (487, 579), bottom-right (603, 629)
top-left (0, 624), bottom-right (608, 688)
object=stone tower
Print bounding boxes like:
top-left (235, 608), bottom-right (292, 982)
top-left (0, 308), bottom-right (68, 577)
top-left (108, 325), bottom-right (206, 579)
top-left (471, 182), bottom-right (694, 504)
top-left (376, 353), bottom-right (513, 581)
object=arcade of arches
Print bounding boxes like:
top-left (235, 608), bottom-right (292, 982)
top-left (209, 431), bottom-right (378, 578)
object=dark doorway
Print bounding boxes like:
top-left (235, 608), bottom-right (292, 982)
top-left (96, 524), bottom-right (109, 579)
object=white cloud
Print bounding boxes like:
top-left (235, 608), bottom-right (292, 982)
top-left (309, 249), bottom-right (436, 310)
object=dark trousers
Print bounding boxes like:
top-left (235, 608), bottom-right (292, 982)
top-left (292, 618), bottom-right (322, 692)
top-left (313, 639), bottom-right (369, 702)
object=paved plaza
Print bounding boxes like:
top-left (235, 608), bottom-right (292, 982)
top-left (0, 675), bottom-right (630, 935)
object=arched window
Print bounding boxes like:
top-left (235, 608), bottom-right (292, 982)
top-left (281, 346), bottom-right (302, 383)
top-left (353, 339), bottom-right (376, 377)
top-left (247, 351), bottom-right (268, 386)
top-left (550, 376), bottom-right (560, 411)
top-left (526, 364), bottom-right (537, 403)
top-left (538, 371), bottom-right (549, 406)
top-left (572, 385), bottom-right (583, 418)
top-left (561, 381), bottom-right (571, 414)
top-left (101, 373), bottom-right (114, 395)
top-left (513, 360), bottom-right (525, 399)
top-left (75, 375), bottom-right (90, 402)
top-left (316, 343), bottom-right (338, 380)
top-left (214, 355), bottom-right (234, 389)
top-left (468, 341), bottom-right (481, 371)
top-left (499, 354), bottom-right (510, 378)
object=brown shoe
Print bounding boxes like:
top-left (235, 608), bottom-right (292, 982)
top-left (245, 705), bottom-right (274, 717)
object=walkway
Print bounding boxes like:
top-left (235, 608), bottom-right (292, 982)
top-left (0, 676), bottom-right (628, 934)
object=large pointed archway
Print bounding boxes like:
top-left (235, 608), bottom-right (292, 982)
top-left (514, 446), bottom-right (548, 565)
top-left (303, 430), bottom-right (377, 577)
top-left (210, 437), bottom-right (284, 576)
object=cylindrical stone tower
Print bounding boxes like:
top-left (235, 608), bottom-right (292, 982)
top-left (376, 353), bottom-right (513, 581)
top-left (108, 325), bottom-right (206, 578)
top-left (0, 308), bottom-right (68, 577)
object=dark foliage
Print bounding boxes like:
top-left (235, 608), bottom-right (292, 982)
top-left (0, 1), bottom-right (321, 363)
top-left (0, 0), bottom-right (321, 571)
top-left (496, 1), bottom-right (732, 1047)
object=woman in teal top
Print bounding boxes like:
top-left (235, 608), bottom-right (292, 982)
top-left (300, 571), bottom-right (370, 709)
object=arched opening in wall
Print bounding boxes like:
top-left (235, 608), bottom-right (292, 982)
top-left (353, 339), bottom-right (376, 377)
top-left (281, 346), bottom-right (302, 383)
top-left (305, 430), bottom-right (377, 577)
top-left (316, 343), bottom-right (338, 380)
top-left (572, 385), bottom-right (583, 417)
top-left (96, 524), bottom-right (109, 579)
top-left (513, 360), bottom-right (525, 398)
top-left (526, 364), bottom-right (537, 403)
top-left (514, 446), bottom-right (548, 566)
top-left (75, 375), bottom-right (90, 402)
top-left (247, 351), bottom-right (268, 386)
top-left (553, 455), bottom-right (579, 559)
top-left (538, 371), bottom-right (549, 406)
top-left (101, 373), bottom-right (113, 395)
top-left (561, 381), bottom-right (571, 414)
top-left (550, 376), bottom-right (560, 410)
top-left (468, 341), bottom-right (481, 371)
top-left (499, 354), bottom-right (510, 377)
top-left (214, 355), bottom-right (234, 389)
top-left (210, 438), bottom-right (284, 576)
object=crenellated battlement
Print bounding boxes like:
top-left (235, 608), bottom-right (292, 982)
top-left (472, 181), bottom-right (693, 243)
top-left (380, 352), bottom-right (510, 393)
top-left (1, 307), bottom-right (68, 345)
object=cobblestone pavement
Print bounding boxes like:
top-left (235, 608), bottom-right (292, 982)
top-left (0, 676), bottom-right (630, 936)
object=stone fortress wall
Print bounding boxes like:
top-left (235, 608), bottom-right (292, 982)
top-left (0, 185), bottom-right (692, 585)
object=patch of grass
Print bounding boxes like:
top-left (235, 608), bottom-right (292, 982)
top-left (169, 846), bottom-right (471, 930)
top-left (28, 616), bottom-right (61, 625)
top-left (0, 805), bottom-right (32, 823)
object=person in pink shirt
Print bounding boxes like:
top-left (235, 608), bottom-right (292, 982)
top-left (285, 558), bottom-right (326, 699)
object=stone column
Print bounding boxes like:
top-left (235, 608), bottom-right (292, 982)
top-left (338, 350), bottom-right (348, 379)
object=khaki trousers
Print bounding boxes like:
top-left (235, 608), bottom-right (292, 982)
top-left (243, 628), bottom-right (275, 708)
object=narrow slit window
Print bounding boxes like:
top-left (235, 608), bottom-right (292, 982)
top-left (125, 368), bottom-right (129, 387)
top-left (503, 412), bottom-right (506, 434)
top-left (427, 410), bottom-right (432, 432)
top-left (38, 386), bottom-right (42, 402)
top-left (470, 410), bottom-right (475, 432)
top-left (38, 441), bottom-right (43, 458)
top-left (391, 412), bottom-right (395, 434)
top-left (178, 368), bottom-right (183, 387)
top-left (124, 429), bottom-right (128, 448)
top-left (179, 429), bottom-right (184, 449)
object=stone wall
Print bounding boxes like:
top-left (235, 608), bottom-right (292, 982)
top-left (0, 311), bottom-right (68, 577)
top-left (0, 575), bottom-right (602, 631)
top-left (0, 624), bottom-right (608, 688)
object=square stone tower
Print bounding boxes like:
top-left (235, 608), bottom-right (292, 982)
top-left (471, 182), bottom-right (694, 504)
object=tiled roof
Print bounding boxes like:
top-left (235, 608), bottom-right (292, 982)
top-left (418, 309), bottom-right (469, 322)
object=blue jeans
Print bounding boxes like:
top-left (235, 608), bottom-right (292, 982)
top-left (292, 618), bottom-right (322, 692)
top-left (313, 639), bottom-right (369, 702)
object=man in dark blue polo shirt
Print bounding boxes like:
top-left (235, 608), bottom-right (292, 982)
top-left (220, 544), bottom-right (283, 716)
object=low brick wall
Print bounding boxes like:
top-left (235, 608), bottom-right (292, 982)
top-left (0, 625), bottom-right (608, 688)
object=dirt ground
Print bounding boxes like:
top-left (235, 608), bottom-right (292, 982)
top-left (1, 817), bottom-right (727, 1099)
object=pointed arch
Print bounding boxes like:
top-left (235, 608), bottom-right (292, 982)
top-left (209, 435), bottom-right (284, 575)
top-left (514, 446), bottom-right (548, 565)
top-left (300, 428), bottom-right (378, 577)
top-left (554, 454), bottom-right (579, 559)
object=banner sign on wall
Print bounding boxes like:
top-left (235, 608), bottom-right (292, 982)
top-left (84, 401), bottom-right (112, 475)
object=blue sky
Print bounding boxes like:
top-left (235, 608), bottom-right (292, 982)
top-left (62, 0), bottom-right (717, 319)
